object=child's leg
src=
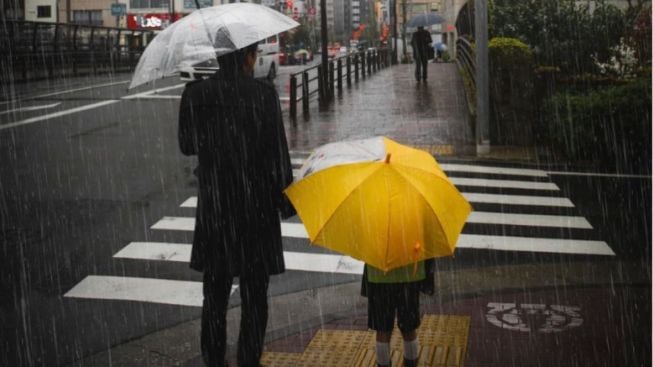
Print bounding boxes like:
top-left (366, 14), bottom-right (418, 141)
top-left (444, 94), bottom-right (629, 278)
top-left (368, 283), bottom-right (395, 366)
top-left (376, 331), bottom-right (392, 366)
top-left (401, 329), bottom-right (420, 364)
top-left (397, 285), bottom-right (421, 365)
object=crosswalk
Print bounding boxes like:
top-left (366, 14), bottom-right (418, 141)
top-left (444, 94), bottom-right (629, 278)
top-left (64, 154), bottom-right (615, 307)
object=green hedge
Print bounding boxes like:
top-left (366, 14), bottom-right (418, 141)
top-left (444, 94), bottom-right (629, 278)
top-left (489, 37), bottom-right (533, 66)
top-left (544, 77), bottom-right (651, 172)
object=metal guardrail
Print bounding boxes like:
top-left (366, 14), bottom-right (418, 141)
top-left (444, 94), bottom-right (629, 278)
top-left (288, 48), bottom-right (392, 119)
top-left (0, 20), bottom-right (155, 82)
top-left (456, 36), bottom-right (475, 87)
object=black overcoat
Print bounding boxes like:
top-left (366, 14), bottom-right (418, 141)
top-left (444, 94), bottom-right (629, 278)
top-left (178, 70), bottom-right (294, 276)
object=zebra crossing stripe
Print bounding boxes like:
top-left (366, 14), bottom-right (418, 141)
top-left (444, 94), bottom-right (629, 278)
top-left (457, 234), bottom-right (615, 256)
top-left (149, 219), bottom-right (613, 256)
top-left (438, 164), bottom-right (548, 177)
top-left (64, 275), bottom-right (236, 306)
top-left (468, 212), bottom-right (592, 229)
top-left (114, 242), bottom-right (364, 274)
top-left (461, 193), bottom-right (574, 207)
top-left (153, 209), bottom-right (591, 232)
top-left (450, 177), bottom-right (559, 190)
top-left (181, 193), bottom-right (574, 210)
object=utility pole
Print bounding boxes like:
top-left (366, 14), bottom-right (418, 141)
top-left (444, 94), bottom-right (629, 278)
top-left (474, 0), bottom-right (490, 153)
top-left (391, 0), bottom-right (397, 64)
top-left (319, 0), bottom-right (329, 100)
top-left (401, 0), bottom-right (406, 59)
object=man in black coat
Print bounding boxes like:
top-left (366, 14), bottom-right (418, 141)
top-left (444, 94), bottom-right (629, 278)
top-left (411, 26), bottom-right (433, 82)
top-left (178, 42), bottom-right (294, 367)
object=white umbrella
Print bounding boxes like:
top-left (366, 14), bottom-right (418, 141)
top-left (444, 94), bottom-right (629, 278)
top-left (129, 3), bottom-right (299, 89)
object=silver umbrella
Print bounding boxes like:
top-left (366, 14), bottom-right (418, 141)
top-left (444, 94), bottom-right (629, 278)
top-left (406, 12), bottom-right (445, 28)
top-left (129, 3), bottom-right (299, 89)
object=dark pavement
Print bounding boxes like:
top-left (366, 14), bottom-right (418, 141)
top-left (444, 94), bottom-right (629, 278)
top-left (1, 61), bottom-right (650, 367)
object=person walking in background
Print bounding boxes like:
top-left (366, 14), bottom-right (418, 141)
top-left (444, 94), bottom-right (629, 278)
top-left (362, 259), bottom-right (435, 367)
top-left (411, 26), bottom-right (432, 82)
top-left (178, 42), bottom-right (295, 367)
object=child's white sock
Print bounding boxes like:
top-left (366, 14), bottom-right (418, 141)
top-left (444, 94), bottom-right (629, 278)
top-left (376, 342), bottom-right (390, 366)
top-left (404, 339), bottom-right (420, 360)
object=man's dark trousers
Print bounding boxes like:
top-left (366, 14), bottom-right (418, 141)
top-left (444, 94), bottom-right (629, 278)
top-left (414, 55), bottom-right (428, 81)
top-left (201, 269), bottom-right (270, 367)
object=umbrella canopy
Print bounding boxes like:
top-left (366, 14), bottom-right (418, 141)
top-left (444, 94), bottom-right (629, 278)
top-left (129, 3), bottom-right (299, 89)
top-left (285, 136), bottom-right (472, 272)
top-left (406, 12), bottom-right (445, 28)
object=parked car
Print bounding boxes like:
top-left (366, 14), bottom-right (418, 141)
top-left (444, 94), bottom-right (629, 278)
top-left (179, 35), bottom-right (280, 81)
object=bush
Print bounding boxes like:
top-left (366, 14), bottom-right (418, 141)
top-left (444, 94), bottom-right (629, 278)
top-left (488, 37), bottom-right (533, 65)
top-left (543, 77), bottom-right (651, 173)
top-left (489, 37), bottom-right (535, 145)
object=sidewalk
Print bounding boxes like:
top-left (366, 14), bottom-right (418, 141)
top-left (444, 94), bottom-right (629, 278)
top-left (284, 62), bottom-right (476, 157)
top-left (76, 63), bottom-right (649, 367)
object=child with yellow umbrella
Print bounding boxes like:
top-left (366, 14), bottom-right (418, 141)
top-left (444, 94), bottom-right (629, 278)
top-left (285, 136), bottom-right (472, 367)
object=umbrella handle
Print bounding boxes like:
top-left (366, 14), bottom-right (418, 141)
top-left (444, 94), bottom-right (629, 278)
top-left (384, 154), bottom-right (392, 163)
top-left (412, 241), bottom-right (421, 277)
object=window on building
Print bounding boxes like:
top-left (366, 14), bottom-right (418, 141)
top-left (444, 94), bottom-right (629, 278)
top-left (73, 10), bottom-right (104, 26)
top-left (183, 0), bottom-right (212, 9)
top-left (37, 5), bottom-right (51, 18)
top-left (130, 0), bottom-right (176, 9)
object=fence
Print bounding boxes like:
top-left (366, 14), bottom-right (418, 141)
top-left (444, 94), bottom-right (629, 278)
top-left (288, 47), bottom-right (392, 119)
top-left (0, 20), bottom-right (155, 83)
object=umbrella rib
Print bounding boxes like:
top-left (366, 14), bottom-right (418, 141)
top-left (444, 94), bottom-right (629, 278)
top-left (391, 165), bottom-right (454, 250)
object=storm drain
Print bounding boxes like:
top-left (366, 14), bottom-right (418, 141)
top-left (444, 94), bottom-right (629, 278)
top-left (261, 314), bottom-right (470, 367)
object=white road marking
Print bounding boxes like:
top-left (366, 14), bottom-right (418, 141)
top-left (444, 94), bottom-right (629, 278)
top-left (291, 158), bottom-right (305, 165)
top-left (129, 94), bottom-right (181, 99)
top-left (450, 177), bottom-right (559, 191)
top-left (468, 212), bottom-right (592, 229)
top-left (151, 216), bottom-right (195, 231)
top-left (6, 80), bottom-right (130, 103)
top-left (122, 84), bottom-right (186, 100)
top-left (113, 241), bottom-right (364, 274)
top-left (546, 170), bottom-right (652, 179)
top-left (0, 102), bottom-right (61, 115)
top-left (457, 234), bottom-right (615, 256)
top-left (156, 208), bottom-right (592, 234)
top-left (150, 219), bottom-right (613, 256)
top-left (462, 193), bottom-right (574, 207)
top-left (180, 197), bottom-right (197, 208)
top-left (114, 242), bottom-right (190, 262)
top-left (181, 193), bottom-right (575, 209)
top-left (64, 275), bottom-right (237, 306)
top-left (439, 164), bottom-right (548, 177)
top-left (0, 100), bottom-right (120, 131)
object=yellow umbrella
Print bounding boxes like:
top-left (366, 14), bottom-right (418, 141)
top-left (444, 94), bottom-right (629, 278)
top-left (284, 136), bottom-right (472, 272)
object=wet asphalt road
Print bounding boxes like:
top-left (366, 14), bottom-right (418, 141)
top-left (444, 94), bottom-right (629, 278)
top-left (0, 70), bottom-right (650, 366)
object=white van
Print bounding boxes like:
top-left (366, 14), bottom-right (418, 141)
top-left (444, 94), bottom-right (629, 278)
top-left (254, 35), bottom-right (279, 79)
top-left (180, 36), bottom-right (279, 81)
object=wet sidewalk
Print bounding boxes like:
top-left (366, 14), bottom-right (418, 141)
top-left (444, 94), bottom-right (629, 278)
top-left (80, 260), bottom-right (649, 367)
top-left (284, 62), bottom-right (476, 157)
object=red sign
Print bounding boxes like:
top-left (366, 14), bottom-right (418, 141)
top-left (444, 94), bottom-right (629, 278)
top-left (127, 13), bottom-right (181, 30)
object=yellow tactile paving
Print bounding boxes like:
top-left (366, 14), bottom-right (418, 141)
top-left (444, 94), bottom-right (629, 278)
top-left (261, 314), bottom-right (470, 367)
top-left (260, 352), bottom-right (301, 367)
